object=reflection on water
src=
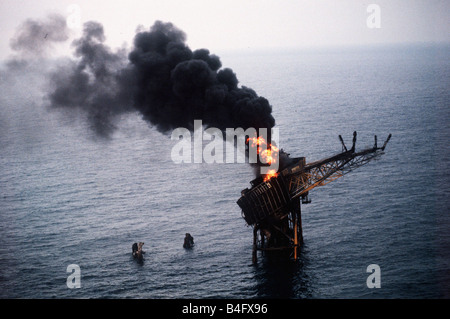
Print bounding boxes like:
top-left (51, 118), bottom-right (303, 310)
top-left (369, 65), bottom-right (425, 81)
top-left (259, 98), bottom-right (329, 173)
top-left (252, 246), bottom-right (313, 298)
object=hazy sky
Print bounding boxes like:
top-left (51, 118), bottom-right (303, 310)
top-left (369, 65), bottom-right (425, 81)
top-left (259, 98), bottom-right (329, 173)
top-left (1, 0), bottom-right (449, 59)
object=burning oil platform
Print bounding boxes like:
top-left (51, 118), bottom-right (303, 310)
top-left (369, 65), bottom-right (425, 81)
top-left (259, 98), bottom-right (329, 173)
top-left (237, 132), bottom-right (391, 263)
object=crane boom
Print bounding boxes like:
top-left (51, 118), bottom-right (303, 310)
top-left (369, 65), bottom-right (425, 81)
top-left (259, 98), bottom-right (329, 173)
top-left (287, 132), bottom-right (392, 200)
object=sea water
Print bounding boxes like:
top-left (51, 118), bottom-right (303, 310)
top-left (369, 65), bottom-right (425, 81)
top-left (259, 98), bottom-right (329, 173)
top-left (0, 43), bottom-right (449, 298)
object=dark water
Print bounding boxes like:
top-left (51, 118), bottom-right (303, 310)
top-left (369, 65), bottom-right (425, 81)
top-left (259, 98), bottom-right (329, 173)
top-left (0, 44), bottom-right (449, 298)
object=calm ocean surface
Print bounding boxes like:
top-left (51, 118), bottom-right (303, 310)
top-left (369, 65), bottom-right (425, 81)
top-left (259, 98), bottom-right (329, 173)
top-left (0, 44), bottom-right (449, 298)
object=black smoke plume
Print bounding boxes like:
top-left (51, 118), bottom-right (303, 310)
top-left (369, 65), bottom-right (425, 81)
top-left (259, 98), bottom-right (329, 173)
top-left (48, 21), bottom-right (132, 136)
top-left (47, 20), bottom-right (275, 138)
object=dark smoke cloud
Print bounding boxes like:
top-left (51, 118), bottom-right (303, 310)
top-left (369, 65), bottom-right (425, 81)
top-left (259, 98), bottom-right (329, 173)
top-left (48, 21), bottom-right (133, 136)
top-left (46, 20), bottom-right (275, 138)
top-left (10, 14), bottom-right (70, 57)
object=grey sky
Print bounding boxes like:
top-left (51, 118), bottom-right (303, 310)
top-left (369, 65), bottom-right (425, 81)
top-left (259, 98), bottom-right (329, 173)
top-left (1, 0), bottom-right (449, 60)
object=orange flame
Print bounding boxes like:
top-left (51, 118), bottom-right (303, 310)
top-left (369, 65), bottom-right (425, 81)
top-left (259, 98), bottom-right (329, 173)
top-left (263, 169), bottom-right (278, 182)
top-left (247, 136), bottom-right (279, 182)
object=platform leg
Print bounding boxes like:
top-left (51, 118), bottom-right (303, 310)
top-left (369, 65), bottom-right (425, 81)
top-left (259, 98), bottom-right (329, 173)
top-left (294, 214), bottom-right (298, 260)
top-left (252, 226), bottom-right (258, 264)
top-left (292, 198), bottom-right (303, 260)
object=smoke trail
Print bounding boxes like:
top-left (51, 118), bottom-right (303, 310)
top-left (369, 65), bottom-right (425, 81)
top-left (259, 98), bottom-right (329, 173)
top-left (46, 20), bottom-right (275, 138)
top-left (47, 21), bottom-right (133, 136)
top-left (0, 14), bottom-right (71, 143)
top-left (10, 14), bottom-right (70, 58)
top-left (3, 14), bottom-right (70, 89)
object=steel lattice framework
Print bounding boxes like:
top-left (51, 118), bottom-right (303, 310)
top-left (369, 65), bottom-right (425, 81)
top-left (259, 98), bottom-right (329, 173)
top-left (289, 146), bottom-right (384, 200)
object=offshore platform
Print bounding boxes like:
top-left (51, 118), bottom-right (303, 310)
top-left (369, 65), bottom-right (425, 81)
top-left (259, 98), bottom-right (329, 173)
top-left (237, 132), bottom-right (391, 263)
